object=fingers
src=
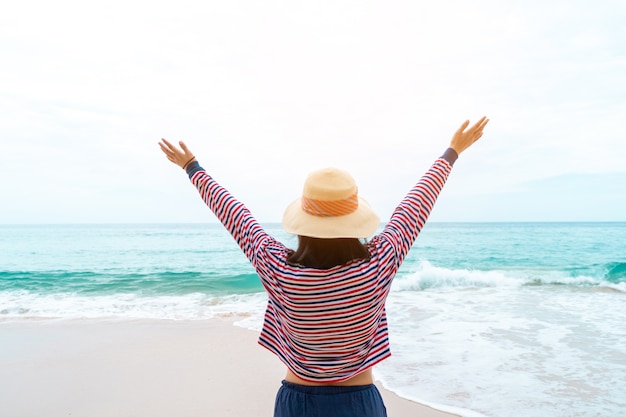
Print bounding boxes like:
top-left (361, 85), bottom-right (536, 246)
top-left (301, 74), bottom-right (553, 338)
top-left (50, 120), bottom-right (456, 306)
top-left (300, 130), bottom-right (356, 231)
top-left (179, 141), bottom-right (191, 154)
top-left (449, 116), bottom-right (489, 155)
top-left (159, 138), bottom-right (186, 156)
top-left (466, 117), bottom-right (489, 140)
top-left (469, 117), bottom-right (489, 144)
top-left (160, 138), bottom-right (175, 151)
top-left (158, 138), bottom-right (196, 169)
top-left (158, 141), bottom-right (173, 156)
top-left (457, 120), bottom-right (470, 133)
top-left (456, 118), bottom-right (485, 137)
top-left (471, 116), bottom-right (489, 132)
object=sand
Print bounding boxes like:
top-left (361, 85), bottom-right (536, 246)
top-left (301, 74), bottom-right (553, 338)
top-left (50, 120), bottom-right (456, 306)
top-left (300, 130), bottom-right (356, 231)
top-left (0, 319), bottom-right (458, 417)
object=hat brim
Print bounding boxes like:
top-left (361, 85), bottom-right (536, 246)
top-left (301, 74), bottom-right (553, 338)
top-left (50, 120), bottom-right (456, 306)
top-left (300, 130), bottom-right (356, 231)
top-left (282, 197), bottom-right (380, 239)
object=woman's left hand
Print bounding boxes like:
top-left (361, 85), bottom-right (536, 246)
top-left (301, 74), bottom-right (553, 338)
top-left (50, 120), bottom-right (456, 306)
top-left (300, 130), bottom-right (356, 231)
top-left (449, 117), bottom-right (489, 155)
top-left (159, 139), bottom-right (196, 169)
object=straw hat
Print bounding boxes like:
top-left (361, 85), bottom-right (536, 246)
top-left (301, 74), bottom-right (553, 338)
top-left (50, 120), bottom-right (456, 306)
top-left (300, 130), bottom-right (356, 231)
top-left (282, 167), bottom-right (380, 238)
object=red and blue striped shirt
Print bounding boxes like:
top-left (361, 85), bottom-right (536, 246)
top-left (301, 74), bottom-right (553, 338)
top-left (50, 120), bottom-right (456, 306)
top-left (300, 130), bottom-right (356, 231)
top-left (187, 151), bottom-right (455, 382)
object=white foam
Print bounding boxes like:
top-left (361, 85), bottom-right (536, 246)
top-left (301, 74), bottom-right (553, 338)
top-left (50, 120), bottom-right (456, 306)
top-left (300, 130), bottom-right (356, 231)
top-left (375, 286), bottom-right (626, 417)
top-left (392, 260), bottom-right (522, 291)
top-left (0, 290), bottom-right (267, 321)
top-left (391, 260), bottom-right (618, 292)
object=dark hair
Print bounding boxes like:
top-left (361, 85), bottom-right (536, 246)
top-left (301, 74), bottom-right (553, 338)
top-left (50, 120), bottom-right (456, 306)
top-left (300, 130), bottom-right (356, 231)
top-left (286, 236), bottom-right (371, 269)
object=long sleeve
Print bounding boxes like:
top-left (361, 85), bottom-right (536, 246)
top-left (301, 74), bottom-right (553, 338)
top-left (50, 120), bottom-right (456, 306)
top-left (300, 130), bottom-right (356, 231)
top-left (374, 151), bottom-right (455, 270)
top-left (185, 162), bottom-right (273, 265)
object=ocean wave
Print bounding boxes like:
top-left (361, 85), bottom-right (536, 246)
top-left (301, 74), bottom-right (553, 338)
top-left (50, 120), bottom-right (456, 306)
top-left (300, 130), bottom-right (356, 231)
top-left (0, 290), bottom-right (267, 320)
top-left (0, 270), bottom-right (263, 295)
top-left (3, 258), bottom-right (625, 300)
top-left (606, 261), bottom-right (626, 282)
top-left (392, 260), bottom-right (626, 292)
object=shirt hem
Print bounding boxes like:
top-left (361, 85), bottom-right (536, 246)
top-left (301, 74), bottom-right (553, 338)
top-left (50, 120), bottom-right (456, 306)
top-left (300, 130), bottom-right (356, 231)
top-left (258, 339), bottom-right (392, 384)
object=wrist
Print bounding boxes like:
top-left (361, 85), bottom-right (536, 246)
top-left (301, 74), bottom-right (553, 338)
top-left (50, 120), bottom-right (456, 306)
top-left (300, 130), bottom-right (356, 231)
top-left (185, 160), bottom-right (203, 177)
top-left (182, 156), bottom-right (196, 170)
top-left (441, 148), bottom-right (459, 166)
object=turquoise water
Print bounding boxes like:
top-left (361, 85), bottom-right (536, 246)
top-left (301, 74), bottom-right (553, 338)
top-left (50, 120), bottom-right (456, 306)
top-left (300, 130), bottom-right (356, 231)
top-left (1, 222), bottom-right (625, 416)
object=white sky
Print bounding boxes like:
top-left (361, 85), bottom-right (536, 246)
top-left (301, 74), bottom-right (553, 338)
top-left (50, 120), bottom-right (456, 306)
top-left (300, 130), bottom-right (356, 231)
top-left (1, 0), bottom-right (625, 223)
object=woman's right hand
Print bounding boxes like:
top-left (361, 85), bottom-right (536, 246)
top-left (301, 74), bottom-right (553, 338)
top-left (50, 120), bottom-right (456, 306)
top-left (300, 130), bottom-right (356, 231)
top-left (449, 117), bottom-right (489, 155)
top-left (159, 139), bottom-right (196, 169)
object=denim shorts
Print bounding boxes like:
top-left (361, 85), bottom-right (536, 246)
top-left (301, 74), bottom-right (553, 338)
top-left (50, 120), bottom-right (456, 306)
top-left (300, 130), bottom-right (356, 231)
top-left (274, 380), bottom-right (388, 417)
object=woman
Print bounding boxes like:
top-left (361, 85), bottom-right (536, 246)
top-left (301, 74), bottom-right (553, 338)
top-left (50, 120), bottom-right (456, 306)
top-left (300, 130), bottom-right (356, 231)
top-left (159, 116), bottom-right (489, 417)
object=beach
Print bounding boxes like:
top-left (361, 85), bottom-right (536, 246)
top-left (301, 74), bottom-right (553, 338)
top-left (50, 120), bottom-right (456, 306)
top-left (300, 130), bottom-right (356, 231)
top-left (2, 222), bottom-right (625, 416)
top-left (0, 318), bottom-right (458, 417)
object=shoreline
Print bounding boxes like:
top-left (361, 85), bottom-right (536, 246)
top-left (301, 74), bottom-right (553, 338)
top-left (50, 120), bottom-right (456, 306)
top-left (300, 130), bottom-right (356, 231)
top-left (1, 318), bottom-right (459, 417)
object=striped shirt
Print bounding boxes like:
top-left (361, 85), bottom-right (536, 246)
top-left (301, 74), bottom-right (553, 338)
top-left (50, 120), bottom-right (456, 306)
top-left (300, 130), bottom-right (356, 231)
top-left (186, 152), bottom-right (455, 382)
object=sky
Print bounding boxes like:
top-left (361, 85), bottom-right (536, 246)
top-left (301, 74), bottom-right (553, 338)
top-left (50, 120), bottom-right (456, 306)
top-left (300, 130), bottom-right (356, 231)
top-left (1, 0), bottom-right (625, 224)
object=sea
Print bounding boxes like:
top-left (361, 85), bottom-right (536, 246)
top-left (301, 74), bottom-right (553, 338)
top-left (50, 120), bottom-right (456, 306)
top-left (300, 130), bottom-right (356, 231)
top-left (1, 222), bottom-right (625, 417)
